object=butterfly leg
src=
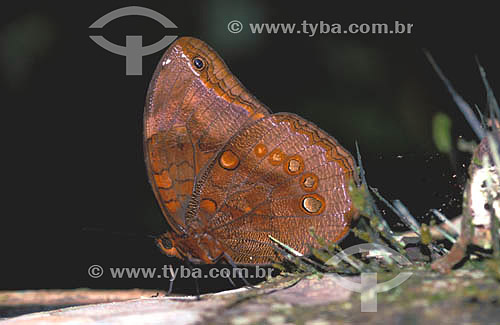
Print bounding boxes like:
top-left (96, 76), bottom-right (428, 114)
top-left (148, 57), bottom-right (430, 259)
top-left (184, 260), bottom-right (201, 299)
top-left (222, 252), bottom-right (254, 288)
top-left (212, 253), bottom-right (237, 287)
top-left (160, 264), bottom-right (176, 296)
top-left (167, 265), bottom-right (175, 295)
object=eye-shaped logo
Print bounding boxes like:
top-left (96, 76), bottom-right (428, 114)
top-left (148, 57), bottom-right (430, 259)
top-left (326, 243), bottom-right (413, 312)
top-left (89, 6), bottom-right (177, 75)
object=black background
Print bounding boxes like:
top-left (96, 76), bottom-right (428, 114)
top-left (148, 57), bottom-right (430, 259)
top-left (2, 2), bottom-right (499, 294)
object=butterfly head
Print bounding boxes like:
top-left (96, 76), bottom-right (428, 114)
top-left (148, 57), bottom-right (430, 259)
top-left (155, 228), bottom-right (226, 264)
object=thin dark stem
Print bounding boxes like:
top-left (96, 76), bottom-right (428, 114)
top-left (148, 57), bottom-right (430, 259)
top-left (424, 51), bottom-right (485, 140)
top-left (476, 56), bottom-right (500, 121)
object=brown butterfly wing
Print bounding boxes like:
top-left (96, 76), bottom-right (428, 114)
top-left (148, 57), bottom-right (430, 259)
top-left (196, 113), bottom-right (358, 264)
top-left (144, 37), bottom-right (270, 234)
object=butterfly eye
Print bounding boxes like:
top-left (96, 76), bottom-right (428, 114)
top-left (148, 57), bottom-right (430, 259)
top-left (193, 57), bottom-right (205, 70)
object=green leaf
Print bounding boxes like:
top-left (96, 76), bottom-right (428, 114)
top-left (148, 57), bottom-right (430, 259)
top-left (432, 112), bottom-right (452, 154)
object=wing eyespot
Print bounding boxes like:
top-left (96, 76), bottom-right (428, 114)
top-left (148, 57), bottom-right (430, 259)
top-left (268, 148), bottom-right (286, 166)
top-left (219, 150), bottom-right (240, 170)
top-left (193, 57), bottom-right (206, 70)
top-left (300, 193), bottom-right (325, 215)
top-left (283, 155), bottom-right (304, 176)
top-left (300, 173), bottom-right (319, 192)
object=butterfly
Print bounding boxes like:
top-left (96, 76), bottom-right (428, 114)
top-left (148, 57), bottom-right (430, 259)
top-left (144, 37), bottom-right (358, 268)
